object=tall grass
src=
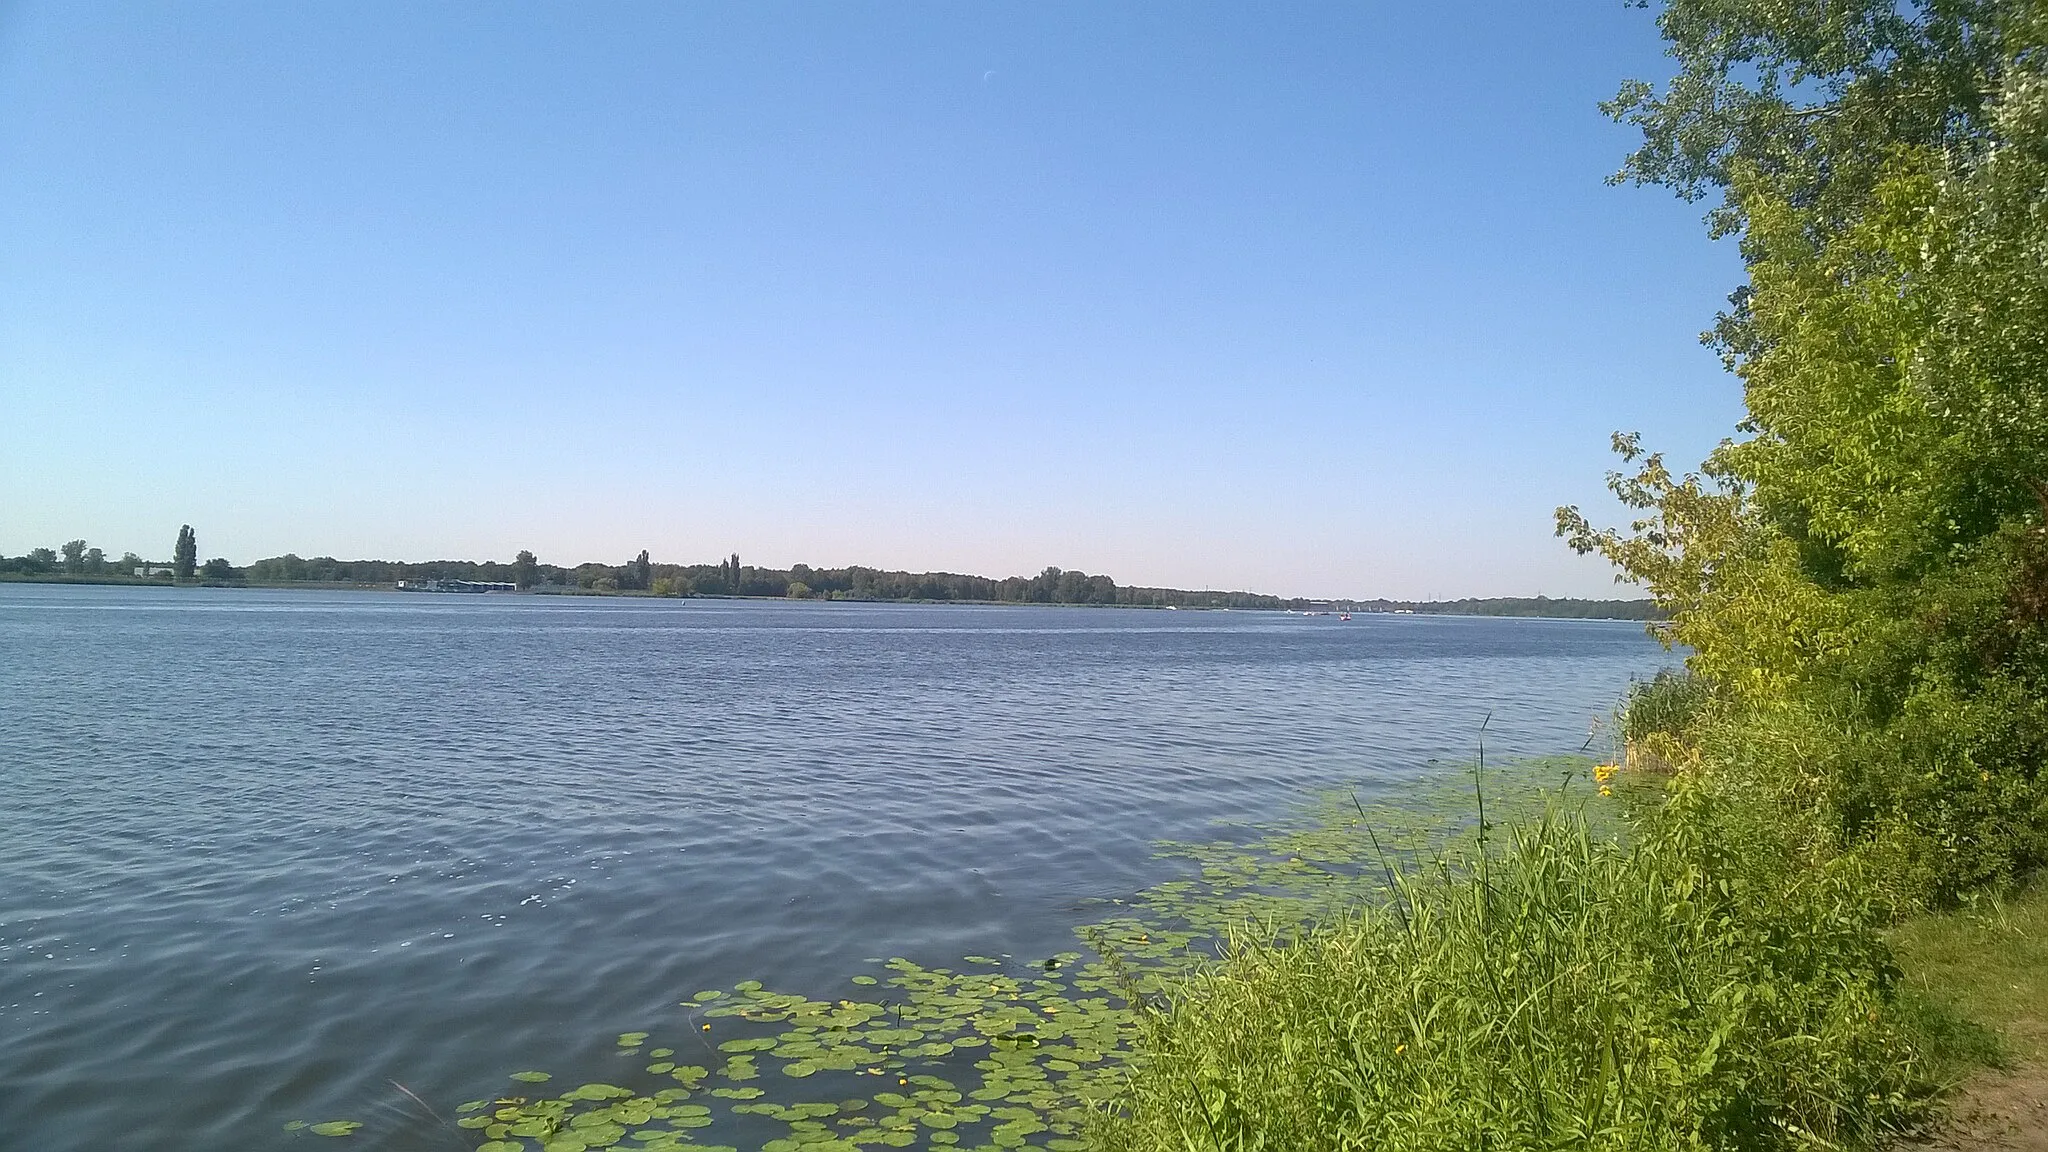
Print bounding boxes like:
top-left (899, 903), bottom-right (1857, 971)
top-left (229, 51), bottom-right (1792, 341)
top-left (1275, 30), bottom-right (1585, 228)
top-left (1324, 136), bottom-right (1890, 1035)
top-left (1618, 670), bottom-right (1712, 771)
top-left (1090, 785), bottom-right (1933, 1152)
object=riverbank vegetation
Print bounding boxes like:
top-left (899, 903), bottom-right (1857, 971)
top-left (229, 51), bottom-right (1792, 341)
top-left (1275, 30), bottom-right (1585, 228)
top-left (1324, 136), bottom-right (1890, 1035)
top-left (1092, 790), bottom-right (1931, 1151)
top-left (1090, 1), bottom-right (2048, 1149)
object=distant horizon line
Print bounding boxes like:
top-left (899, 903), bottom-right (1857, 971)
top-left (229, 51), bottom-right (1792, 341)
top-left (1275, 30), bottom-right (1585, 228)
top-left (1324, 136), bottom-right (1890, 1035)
top-left (1, 539), bottom-right (1650, 609)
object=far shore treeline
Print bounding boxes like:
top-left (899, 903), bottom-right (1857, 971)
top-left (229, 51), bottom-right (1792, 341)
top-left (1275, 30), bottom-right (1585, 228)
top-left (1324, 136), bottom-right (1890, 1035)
top-left (0, 538), bottom-right (1659, 618)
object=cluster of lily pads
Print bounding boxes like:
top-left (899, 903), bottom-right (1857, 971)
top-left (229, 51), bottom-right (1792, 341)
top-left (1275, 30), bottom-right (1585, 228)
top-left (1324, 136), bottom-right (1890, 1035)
top-left (293, 756), bottom-right (1612, 1150)
top-left (449, 949), bottom-right (1140, 1152)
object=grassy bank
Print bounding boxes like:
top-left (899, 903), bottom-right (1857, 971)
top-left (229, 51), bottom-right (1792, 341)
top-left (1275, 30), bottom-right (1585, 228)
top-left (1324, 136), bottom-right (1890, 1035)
top-left (1089, 781), bottom-right (1939, 1152)
top-left (1085, 671), bottom-right (2048, 1152)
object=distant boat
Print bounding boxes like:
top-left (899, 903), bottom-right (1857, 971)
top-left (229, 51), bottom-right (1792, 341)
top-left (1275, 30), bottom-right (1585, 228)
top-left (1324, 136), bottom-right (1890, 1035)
top-left (396, 579), bottom-right (517, 594)
top-left (1339, 613), bottom-right (1352, 621)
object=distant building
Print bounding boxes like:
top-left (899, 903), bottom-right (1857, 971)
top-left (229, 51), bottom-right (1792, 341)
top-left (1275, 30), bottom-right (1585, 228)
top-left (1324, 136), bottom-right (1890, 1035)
top-left (135, 565), bottom-right (176, 577)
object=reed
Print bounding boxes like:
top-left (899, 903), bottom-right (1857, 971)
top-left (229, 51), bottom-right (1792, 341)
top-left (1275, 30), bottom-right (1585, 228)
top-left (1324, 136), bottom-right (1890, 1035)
top-left (1090, 785), bottom-right (1934, 1152)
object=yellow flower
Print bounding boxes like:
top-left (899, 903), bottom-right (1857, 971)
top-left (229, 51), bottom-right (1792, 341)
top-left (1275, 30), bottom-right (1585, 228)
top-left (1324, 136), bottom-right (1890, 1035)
top-left (1599, 785), bottom-right (1613, 798)
top-left (1593, 762), bottom-right (1617, 783)
top-left (1394, 1044), bottom-right (1406, 1055)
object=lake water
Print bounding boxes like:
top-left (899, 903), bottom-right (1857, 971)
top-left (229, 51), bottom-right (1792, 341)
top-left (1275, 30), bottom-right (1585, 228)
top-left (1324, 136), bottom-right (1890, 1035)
top-left (0, 585), bottom-right (1675, 1150)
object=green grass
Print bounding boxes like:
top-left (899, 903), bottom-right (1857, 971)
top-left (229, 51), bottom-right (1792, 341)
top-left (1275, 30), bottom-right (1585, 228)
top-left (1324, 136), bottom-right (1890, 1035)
top-left (1088, 787), bottom-right (1935, 1152)
top-left (1890, 877), bottom-right (2048, 1071)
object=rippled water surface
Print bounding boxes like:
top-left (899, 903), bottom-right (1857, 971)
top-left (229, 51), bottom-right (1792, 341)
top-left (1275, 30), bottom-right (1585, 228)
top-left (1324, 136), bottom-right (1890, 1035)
top-left (0, 585), bottom-right (1674, 1150)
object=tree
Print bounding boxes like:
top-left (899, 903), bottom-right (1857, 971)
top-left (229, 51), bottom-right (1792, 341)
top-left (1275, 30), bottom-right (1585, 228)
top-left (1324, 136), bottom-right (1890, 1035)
top-left (1606, 0), bottom-right (2007, 241)
top-left (631, 550), bottom-right (652, 592)
top-left (84, 547), bottom-right (104, 574)
top-left (200, 558), bottom-right (234, 580)
top-left (1560, 0), bottom-right (2048, 897)
top-left (173, 526), bottom-right (197, 579)
top-left (513, 549), bottom-right (539, 589)
top-left (61, 540), bottom-right (86, 573)
top-left (25, 547), bottom-right (56, 573)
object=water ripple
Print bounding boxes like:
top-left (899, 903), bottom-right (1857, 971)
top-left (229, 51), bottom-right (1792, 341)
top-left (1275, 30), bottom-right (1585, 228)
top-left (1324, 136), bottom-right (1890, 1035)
top-left (0, 585), bottom-right (1674, 1150)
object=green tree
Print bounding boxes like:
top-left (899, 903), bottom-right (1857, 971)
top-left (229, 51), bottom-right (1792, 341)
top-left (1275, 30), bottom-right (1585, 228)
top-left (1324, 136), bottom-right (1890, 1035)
top-left (173, 526), bottom-right (197, 579)
top-left (1605, 0), bottom-right (2009, 237)
top-left (83, 546), bottom-right (104, 574)
top-left (1561, 0), bottom-right (2048, 897)
top-left (61, 540), bottom-right (86, 573)
top-left (631, 549), bottom-right (652, 591)
top-left (200, 558), bottom-right (234, 580)
top-left (512, 549), bottom-right (539, 589)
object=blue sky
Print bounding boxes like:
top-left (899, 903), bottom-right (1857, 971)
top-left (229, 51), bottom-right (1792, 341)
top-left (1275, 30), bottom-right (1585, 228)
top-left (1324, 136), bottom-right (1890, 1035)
top-left (0, 2), bottom-right (1742, 599)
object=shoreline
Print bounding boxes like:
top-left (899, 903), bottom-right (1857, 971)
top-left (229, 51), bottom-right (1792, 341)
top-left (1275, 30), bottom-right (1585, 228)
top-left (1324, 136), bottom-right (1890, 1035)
top-left (0, 575), bottom-right (1663, 622)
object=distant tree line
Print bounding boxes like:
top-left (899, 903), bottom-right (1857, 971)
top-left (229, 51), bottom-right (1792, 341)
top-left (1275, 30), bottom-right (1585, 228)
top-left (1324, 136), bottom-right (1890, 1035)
top-left (230, 550), bottom-right (1287, 608)
top-left (1, 534), bottom-right (1657, 619)
top-left (1324, 596), bottom-right (1664, 621)
top-left (0, 525), bottom-right (233, 583)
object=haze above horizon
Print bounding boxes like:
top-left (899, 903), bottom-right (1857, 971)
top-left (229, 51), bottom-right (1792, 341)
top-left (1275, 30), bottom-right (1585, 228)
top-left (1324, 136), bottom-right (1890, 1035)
top-left (0, 2), bottom-right (1741, 600)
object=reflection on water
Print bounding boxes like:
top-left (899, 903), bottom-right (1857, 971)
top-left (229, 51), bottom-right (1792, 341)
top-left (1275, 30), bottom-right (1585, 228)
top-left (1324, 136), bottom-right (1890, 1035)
top-left (0, 585), bottom-right (1673, 1150)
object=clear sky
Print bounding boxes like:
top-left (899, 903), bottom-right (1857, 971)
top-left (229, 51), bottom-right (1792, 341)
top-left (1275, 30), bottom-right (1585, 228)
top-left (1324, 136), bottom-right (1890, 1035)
top-left (0, 2), bottom-right (1743, 600)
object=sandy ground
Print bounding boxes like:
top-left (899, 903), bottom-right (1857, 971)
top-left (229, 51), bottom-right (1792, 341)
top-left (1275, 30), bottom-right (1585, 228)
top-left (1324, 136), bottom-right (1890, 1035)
top-left (1918, 1064), bottom-right (2048, 1151)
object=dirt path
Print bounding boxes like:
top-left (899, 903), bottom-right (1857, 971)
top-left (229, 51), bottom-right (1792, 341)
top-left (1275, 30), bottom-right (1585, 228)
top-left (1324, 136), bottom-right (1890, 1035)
top-left (1918, 1063), bottom-right (2048, 1151)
